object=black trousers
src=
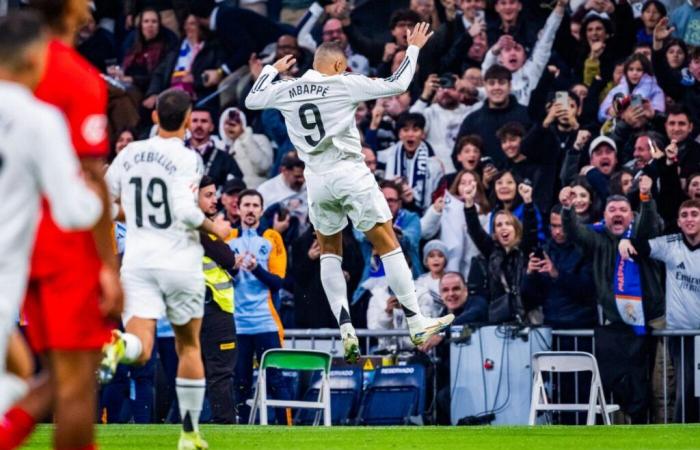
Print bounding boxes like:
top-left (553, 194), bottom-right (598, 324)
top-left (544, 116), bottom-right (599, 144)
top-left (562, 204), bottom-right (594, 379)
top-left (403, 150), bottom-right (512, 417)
top-left (201, 300), bottom-right (238, 424)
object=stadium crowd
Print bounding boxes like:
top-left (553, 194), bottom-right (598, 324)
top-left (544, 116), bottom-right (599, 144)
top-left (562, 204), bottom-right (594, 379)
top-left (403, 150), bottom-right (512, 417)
top-left (5, 0), bottom-right (700, 428)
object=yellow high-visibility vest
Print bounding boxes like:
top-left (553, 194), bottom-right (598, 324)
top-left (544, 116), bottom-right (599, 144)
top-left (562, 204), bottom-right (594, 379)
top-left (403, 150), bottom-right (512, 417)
top-left (203, 256), bottom-right (234, 313)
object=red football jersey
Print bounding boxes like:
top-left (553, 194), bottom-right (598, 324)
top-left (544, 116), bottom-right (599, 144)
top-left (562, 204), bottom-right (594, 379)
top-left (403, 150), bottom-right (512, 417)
top-left (30, 39), bottom-right (108, 277)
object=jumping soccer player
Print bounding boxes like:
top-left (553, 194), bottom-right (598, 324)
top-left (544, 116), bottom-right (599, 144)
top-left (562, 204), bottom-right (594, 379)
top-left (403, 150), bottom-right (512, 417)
top-left (101, 88), bottom-right (231, 450)
top-left (244, 22), bottom-right (454, 363)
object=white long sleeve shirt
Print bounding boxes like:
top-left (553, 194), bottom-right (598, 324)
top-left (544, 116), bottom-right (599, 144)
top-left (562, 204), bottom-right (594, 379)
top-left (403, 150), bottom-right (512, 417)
top-left (105, 136), bottom-right (205, 271)
top-left (245, 45), bottom-right (420, 173)
top-left (481, 9), bottom-right (563, 106)
top-left (0, 81), bottom-right (102, 313)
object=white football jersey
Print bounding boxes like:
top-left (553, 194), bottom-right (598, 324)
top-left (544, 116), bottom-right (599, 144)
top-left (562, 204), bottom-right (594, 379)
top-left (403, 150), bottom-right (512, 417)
top-left (245, 46), bottom-right (419, 173)
top-left (106, 136), bottom-right (205, 271)
top-left (0, 81), bottom-right (102, 313)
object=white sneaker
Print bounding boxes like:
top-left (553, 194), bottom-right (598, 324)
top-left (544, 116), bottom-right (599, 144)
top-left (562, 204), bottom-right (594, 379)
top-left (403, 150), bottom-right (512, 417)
top-left (342, 332), bottom-right (360, 364)
top-left (409, 314), bottom-right (455, 346)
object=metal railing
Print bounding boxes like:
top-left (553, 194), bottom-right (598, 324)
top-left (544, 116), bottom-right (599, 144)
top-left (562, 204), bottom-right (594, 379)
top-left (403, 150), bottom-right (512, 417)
top-left (283, 328), bottom-right (700, 425)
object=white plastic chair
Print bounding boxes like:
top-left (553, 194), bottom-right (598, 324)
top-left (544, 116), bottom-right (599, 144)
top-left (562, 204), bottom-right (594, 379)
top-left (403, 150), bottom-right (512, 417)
top-left (528, 351), bottom-right (620, 425)
top-left (248, 349), bottom-right (332, 426)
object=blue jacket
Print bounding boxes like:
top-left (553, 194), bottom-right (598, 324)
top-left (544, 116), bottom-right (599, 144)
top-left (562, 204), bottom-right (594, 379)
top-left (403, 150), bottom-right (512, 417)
top-left (228, 226), bottom-right (286, 335)
top-left (671, 3), bottom-right (700, 47)
top-left (522, 239), bottom-right (597, 328)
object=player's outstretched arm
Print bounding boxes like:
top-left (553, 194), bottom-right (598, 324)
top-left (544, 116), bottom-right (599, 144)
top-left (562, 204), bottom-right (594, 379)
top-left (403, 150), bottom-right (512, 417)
top-left (341, 22), bottom-right (433, 103)
top-left (244, 55), bottom-right (296, 110)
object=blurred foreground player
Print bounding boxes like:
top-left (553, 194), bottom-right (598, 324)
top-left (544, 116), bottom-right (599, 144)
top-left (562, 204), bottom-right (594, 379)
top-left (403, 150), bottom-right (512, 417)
top-left (2, 1), bottom-right (124, 449)
top-left (0, 10), bottom-right (104, 449)
top-left (245, 23), bottom-right (453, 363)
top-left (101, 89), bottom-right (232, 450)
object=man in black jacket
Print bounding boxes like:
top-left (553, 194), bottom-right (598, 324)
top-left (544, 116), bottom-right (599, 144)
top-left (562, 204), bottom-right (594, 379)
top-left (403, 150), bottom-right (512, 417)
top-left (455, 64), bottom-right (531, 168)
top-left (523, 205), bottom-right (596, 328)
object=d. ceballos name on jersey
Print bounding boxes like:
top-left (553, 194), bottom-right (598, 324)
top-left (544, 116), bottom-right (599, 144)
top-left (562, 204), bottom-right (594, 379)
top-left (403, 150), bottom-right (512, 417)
top-left (122, 150), bottom-right (177, 175)
top-left (288, 83), bottom-right (329, 99)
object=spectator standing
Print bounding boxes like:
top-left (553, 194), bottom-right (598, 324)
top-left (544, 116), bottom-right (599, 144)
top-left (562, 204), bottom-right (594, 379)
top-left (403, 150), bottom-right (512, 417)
top-left (455, 64), bottom-right (531, 168)
top-left (463, 179), bottom-right (539, 323)
top-left (560, 180), bottom-right (664, 422)
top-left (481, 1), bottom-right (566, 106)
top-left (379, 113), bottom-right (445, 213)
top-left (257, 154), bottom-right (307, 208)
top-left (523, 204), bottom-right (597, 328)
top-left (186, 108), bottom-right (244, 190)
top-left (438, 169), bottom-right (491, 278)
top-left (619, 199), bottom-right (700, 423)
top-left (228, 190), bottom-right (291, 424)
top-left (410, 74), bottom-right (473, 173)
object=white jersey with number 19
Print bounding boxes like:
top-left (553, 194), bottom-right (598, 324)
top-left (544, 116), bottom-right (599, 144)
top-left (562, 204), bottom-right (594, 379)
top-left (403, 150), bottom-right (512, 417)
top-left (106, 136), bottom-right (205, 272)
top-left (245, 45), bottom-right (419, 173)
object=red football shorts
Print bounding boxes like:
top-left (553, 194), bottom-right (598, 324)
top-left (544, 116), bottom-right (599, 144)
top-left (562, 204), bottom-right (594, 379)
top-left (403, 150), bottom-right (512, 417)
top-left (24, 257), bottom-right (112, 353)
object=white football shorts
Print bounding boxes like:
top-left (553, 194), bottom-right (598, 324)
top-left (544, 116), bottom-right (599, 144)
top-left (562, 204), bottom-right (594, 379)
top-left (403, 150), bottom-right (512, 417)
top-left (305, 161), bottom-right (392, 236)
top-left (121, 268), bottom-right (205, 326)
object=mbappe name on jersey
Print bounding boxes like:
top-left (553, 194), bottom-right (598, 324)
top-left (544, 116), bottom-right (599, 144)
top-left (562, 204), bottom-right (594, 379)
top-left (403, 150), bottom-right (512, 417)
top-left (288, 83), bottom-right (329, 99)
top-left (122, 150), bottom-right (177, 175)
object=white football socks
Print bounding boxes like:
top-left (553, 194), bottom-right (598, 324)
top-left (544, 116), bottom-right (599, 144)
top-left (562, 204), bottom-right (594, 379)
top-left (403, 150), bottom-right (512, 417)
top-left (176, 377), bottom-right (206, 433)
top-left (320, 254), bottom-right (355, 336)
top-left (120, 332), bottom-right (143, 364)
top-left (380, 248), bottom-right (425, 328)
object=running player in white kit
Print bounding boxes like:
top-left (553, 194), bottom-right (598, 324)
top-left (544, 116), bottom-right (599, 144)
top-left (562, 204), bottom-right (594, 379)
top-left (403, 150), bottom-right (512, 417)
top-left (245, 23), bottom-right (453, 363)
top-left (101, 89), bottom-right (230, 450)
top-left (0, 12), bottom-right (103, 415)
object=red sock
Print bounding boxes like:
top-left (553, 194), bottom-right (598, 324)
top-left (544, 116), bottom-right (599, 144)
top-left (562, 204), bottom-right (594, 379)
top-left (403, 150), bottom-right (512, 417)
top-left (0, 407), bottom-right (36, 450)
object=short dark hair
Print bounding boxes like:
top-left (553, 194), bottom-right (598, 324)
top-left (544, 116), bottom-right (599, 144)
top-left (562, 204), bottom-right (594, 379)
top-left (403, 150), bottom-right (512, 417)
top-left (456, 135), bottom-right (483, 153)
top-left (679, 199), bottom-right (700, 214)
top-left (156, 89), bottom-right (192, 131)
top-left (550, 204), bottom-right (564, 216)
top-left (389, 9), bottom-right (421, 29)
top-left (689, 46), bottom-right (700, 61)
top-left (199, 175), bottom-right (215, 189)
top-left (666, 103), bottom-right (692, 121)
top-left (396, 112), bottom-right (426, 132)
top-left (238, 189), bottom-right (264, 207)
top-left (280, 154), bottom-right (305, 170)
top-left (0, 11), bottom-right (45, 72)
top-left (483, 64), bottom-right (512, 82)
top-left (496, 122), bottom-right (526, 141)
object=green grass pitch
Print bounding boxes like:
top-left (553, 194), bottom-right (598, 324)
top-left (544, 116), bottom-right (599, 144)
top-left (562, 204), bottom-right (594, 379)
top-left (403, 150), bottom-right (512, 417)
top-left (20, 424), bottom-right (700, 449)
